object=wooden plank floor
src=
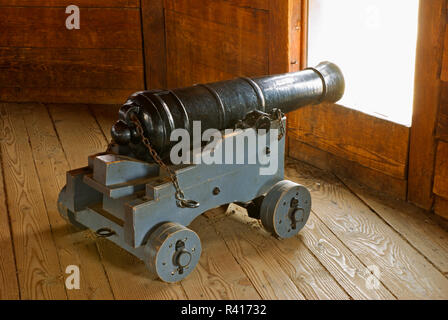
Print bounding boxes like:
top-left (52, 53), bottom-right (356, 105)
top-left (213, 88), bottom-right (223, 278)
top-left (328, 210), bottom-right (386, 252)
top-left (1, 102), bottom-right (448, 300)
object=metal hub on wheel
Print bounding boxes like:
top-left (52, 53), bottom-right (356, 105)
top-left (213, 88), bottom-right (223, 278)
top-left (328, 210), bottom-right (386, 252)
top-left (260, 180), bottom-right (311, 239)
top-left (144, 222), bottom-right (202, 283)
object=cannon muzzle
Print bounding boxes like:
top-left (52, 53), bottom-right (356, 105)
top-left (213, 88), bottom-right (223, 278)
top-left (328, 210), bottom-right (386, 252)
top-left (112, 61), bottom-right (344, 160)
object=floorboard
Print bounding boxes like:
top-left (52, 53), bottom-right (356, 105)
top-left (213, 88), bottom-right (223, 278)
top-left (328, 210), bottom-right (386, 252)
top-left (0, 103), bottom-right (67, 299)
top-left (298, 213), bottom-right (395, 299)
top-left (206, 206), bottom-right (351, 300)
top-left (341, 177), bottom-right (448, 275)
top-left (180, 216), bottom-right (262, 300)
top-left (21, 103), bottom-right (114, 299)
top-left (205, 208), bottom-right (306, 300)
top-left (286, 158), bottom-right (448, 299)
top-left (0, 125), bottom-right (20, 299)
top-left (89, 104), bottom-right (120, 141)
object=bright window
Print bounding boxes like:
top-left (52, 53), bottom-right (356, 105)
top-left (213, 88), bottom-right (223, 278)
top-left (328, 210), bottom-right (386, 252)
top-left (308, 0), bottom-right (419, 126)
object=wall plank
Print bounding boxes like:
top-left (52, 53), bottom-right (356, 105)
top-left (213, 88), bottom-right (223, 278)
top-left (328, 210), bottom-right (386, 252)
top-left (437, 81), bottom-right (448, 141)
top-left (161, 0), bottom-right (296, 89)
top-left (158, 0), bottom-right (271, 87)
top-left (165, 0), bottom-right (268, 33)
top-left (142, 0), bottom-right (166, 89)
top-left (165, 9), bottom-right (269, 87)
top-left (441, 25), bottom-right (448, 82)
top-left (288, 103), bottom-right (410, 179)
top-left (268, 0), bottom-right (290, 74)
top-left (0, 4), bottom-right (144, 104)
top-left (288, 138), bottom-right (408, 200)
top-left (215, 0), bottom-right (269, 11)
top-left (434, 141), bottom-right (448, 199)
top-left (0, 47), bottom-right (143, 89)
top-left (408, 0), bottom-right (446, 209)
top-left (0, 7), bottom-right (142, 49)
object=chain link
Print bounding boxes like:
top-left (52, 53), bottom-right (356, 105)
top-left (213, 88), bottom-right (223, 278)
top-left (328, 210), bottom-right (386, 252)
top-left (130, 114), bottom-right (199, 209)
top-left (271, 108), bottom-right (286, 140)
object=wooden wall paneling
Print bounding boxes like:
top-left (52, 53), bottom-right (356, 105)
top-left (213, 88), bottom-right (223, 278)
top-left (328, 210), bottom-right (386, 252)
top-left (164, 8), bottom-right (269, 87)
top-left (289, 139), bottom-right (408, 200)
top-left (0, 4), bottom-right (144, 104)
top-left (141, 0), bottom-right (167, 89)
top-left (0, 7), bottom-right (142, 49)
top-left (433, 141), bottom-right (448, 199)
top-left (0, 47), bottom-right (143, 89)
top-left (162, 0), bottom-right (301, 87)
top-left (288, 103), bottom-right (410, 179)
top-left (299, 0), bottom-right (308, 69)
top-left (284, 0), bottom-right (304, 153)
top-left (214, 0), bottom-right (269, 10)
top-left (436, 81), bottom-right (448, 141)
top-left (164, 0), bottom-right (270, 88)
top-left (288, 0), bottom-right (302, 73)
top-left (441, 25), bottom-right (448, 82)
top-left (408, 0), bottom-right (446, 209)
top-left (165, 0), bottom-right (269, 32)
top-left (268, 0), bottom-right (291, 74)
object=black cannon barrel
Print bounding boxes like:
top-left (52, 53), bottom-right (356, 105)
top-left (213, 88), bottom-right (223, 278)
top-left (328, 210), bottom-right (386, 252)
top-left (112, 61), bottom-right (344, 160)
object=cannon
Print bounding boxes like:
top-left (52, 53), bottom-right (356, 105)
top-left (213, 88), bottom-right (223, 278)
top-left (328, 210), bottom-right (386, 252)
top-left (57, 62), bottom-right (345, 282)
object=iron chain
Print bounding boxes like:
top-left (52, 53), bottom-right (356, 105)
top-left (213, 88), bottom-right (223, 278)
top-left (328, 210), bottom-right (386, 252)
top-left (130, 115), bottom-right (199, 209)
top-left (271, 108), bottom-right (286, 140)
